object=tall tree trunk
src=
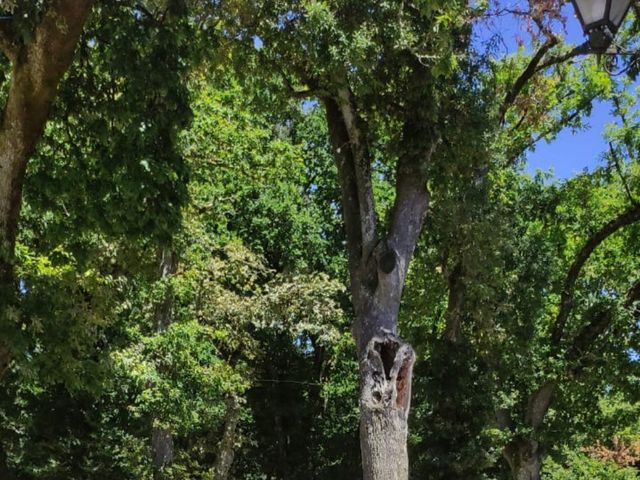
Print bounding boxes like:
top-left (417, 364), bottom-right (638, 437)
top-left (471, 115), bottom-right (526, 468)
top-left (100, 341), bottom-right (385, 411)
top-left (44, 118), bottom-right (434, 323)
top-left (151, 427), bottom-right (174, 479)
top-left (0, 134), bottom-right (28, 289)
top-left (0, 0), bottom-right (94, 380)
top-left (212, 395), bottom-right (241, 480)
top-left (323, 63), bottom-right (433, 476)
top-left (359, 329), bottom-right (415, 480)
top-left (503, 438), bottom-right (543, 480)
top-left (0, 0), bottom-right (94, 285)
top-left (151, 249), bottom-right (177, 479)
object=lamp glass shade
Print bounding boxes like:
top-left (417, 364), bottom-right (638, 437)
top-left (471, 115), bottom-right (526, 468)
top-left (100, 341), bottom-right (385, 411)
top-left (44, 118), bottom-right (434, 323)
top-left (572, 0), bottom-right (633, 33)
top-left (573, 0), bottom-right (606, 28)
top-left (609, 0), bottom-right (633, 30)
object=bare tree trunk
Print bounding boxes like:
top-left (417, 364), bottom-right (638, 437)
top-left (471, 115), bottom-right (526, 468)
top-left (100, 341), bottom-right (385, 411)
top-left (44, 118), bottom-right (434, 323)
top-left (212, 395), bottom-right (241, 480)
top-left (152, 427), bottom-right (174, 479)
top-left (151, 248), bottom-right (177, 479)
top-left (503, 438), bottom-right (543, 480)
top-left (359, 331), bottom-right (415, 480)
top-left (0, 134), bottom-right (27, 289)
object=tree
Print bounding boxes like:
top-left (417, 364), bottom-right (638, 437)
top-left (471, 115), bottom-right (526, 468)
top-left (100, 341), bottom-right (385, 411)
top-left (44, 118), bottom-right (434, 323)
top-left (214, 2), bottom-right (474, 476)
top-left (0, 0), bottom-right (94, 381)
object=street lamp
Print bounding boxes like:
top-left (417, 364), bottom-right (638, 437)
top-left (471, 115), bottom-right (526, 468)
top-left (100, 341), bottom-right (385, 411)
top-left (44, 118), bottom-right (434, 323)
top-left (571, 0), bottom-right (634, 51)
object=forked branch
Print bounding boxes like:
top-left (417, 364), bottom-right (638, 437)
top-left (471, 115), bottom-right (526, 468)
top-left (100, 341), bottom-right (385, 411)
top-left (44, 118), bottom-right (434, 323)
top-left (551, 204), bottom-right (640, 347)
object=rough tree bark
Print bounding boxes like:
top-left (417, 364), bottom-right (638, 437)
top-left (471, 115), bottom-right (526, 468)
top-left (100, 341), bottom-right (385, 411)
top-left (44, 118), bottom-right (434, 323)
top-left (322, 60), bottom-right (436, 478)
top-left (0, 0), bottom-right (94, 379)
top-left (212, 394), bottom-right (241, 480)
top-left (503, 437), bottom-right (544, 480)
top-left (151, 249), bottom-right (177, 479)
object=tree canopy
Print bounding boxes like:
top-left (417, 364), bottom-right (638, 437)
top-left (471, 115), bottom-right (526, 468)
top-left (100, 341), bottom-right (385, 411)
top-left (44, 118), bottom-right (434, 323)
top-left (1, 1), bottom-right (640, 479)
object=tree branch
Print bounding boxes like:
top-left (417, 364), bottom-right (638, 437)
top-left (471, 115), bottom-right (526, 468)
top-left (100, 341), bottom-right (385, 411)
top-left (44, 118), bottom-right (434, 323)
top-left (323, 97), bottom-right (363, 273)
top-left (608, 142), bottom-right (638, 207)
top-left (336, 86), bottom-right (378, 258)
top-left (0, 0), bottom-right (94, 285)
top-left (500, 38), bottom-right (558, 123)
top-left (526, 281), bottom-right (640, 431)
top-left (2, 0), bottom-right (95, 146)
top-left (506, 93), bottom-right (597, 166)
top-left (534, 42), bottom-right (591, 72)
top-left (388, 61), bottom-right (437, 284)
top-left (625, 279), bottom-right (640, 310)
top-left (500, 40), bottom-right (591, 124)
top-left (565, 303), bottom-right (614, 365)
top-left (443, 261), bottom-right (465, 343)
top-left (525, 381), bottom-right (555, 429)
top-left (565, 280), bottom-right (640, 374)
top-left (551, 204), bottom-right (640, 347)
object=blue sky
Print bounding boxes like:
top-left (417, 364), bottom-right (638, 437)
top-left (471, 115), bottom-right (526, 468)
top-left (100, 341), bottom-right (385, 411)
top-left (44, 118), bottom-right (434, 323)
top-left (478, 1), bottom-right (621, 180)
top-left (526, 99), bottom-right (611, 178)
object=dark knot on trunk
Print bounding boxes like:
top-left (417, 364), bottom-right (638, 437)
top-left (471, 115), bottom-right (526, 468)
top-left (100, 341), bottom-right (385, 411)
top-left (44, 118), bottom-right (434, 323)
top-left (376, 242), bottom-right (397, 274)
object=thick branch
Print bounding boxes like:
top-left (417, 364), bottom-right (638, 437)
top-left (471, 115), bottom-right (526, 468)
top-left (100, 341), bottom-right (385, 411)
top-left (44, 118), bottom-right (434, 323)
top-left (551, 204), bottom-right (640, 347)
top-left (500, 38), bottom-right (558, 123)
top-left (570, 280), bottom-right (640, 360)
top-left (625, 279), bottom-right (640, 310)
top-left (388, 61), bottom-right (436, 285)
top-left (565, 304), bottom-right (613, 366)
top-left (153, 248), bottom-right (177, 332)
top-left (213, 395), bottom-right (242, 480)
top-left (525, 381), bottom-right (555, 429)
top-left (500, 40), bottom-right (591, 124)
top-left (4, 0), bottom-right (94, 136)
top-left (336, 87), bottom-right (377, 258)
top-left (524, 283), bottom-right (640, 433)
top-left (534, 42), bottom-right (591, 72)
top-left (0, 0), bottom-right (94, 277)
top-left (323, 98), bottom-right (363, 273)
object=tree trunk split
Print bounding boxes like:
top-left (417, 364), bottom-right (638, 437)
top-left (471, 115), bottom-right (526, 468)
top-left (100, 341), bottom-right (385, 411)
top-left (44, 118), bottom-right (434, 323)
top-left (504, 438), bottom-right (543, 480)
top-left (359, 331), bottom-right (415, 480)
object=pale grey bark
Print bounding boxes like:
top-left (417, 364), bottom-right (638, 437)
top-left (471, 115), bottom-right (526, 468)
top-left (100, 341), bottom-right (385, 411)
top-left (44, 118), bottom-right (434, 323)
top-left (213, 395), bottom-right (241, 480)
top-left (153, 249), bottom-right (178, 333)
top-left (360, 332), bottom-right (415, 480)
top-left (151, 248), bottom-right (177, 478)
top-left (502, 381), bottom-right (553, 479)
top-left (525, 382), bottom-right (555, 430)
top-left (323, 59), bottom-right (434, 477)
top-left (151, 427), bottom-right (174, 478)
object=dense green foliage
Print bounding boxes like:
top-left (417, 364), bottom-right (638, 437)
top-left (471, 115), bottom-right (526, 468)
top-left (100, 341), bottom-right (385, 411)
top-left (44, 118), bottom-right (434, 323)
top-left (1, 1), bottom-right (640, 479)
